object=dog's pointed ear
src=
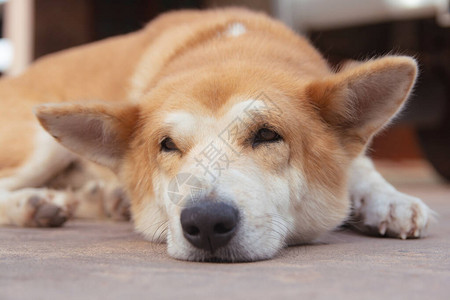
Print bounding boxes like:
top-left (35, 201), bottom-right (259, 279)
top-left (306, 56), bottom-right (417, 152)
top-left (34, 102), bottom-right (139, 170)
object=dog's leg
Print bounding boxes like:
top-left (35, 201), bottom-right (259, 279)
top-left (0, 128), bottom-right (78, 227)
top-left (348, 155), bottom-right (434, 239)
top-left (0, 128), bottom-right (76, 191)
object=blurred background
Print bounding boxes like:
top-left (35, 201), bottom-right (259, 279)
top-left (0, 0), bottom-right (449, 183)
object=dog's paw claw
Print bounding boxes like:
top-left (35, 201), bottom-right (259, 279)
top-left (378, 221), bottom-right (387, 236)
top-left (400, 231), bottom-right (407, 240)
top-left (26, 195), bottom-right (68, 227)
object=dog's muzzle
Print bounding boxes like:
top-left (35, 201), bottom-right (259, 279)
top-left (180, 201), bottom-right (239, 253)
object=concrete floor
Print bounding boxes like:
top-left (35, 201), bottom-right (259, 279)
top-left (1, 163), bottom-right (449, 300)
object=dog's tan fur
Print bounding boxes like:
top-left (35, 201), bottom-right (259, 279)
top-left (0, 8), bottom-right (433, 261)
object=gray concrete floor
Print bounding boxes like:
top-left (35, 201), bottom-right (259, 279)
top-left (1, 163), bottom-right (449, 300)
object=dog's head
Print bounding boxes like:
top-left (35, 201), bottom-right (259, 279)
top-left (36, 56), bottom-right (417, 262)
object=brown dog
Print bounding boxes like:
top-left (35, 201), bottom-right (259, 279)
top-left (0, 8), bottom-right (433, 262)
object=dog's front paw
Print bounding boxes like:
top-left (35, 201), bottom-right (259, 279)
top-left (25, 194), bottom-right (69, 227)
top-left (351, 189), bottom-right (434, 239)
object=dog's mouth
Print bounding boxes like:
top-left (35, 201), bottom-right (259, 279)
top-left (175, 240), bottom-right (282, 262)
top-left (171, 227), bottom-right (282, 263)
top-left (197, 256), bottom-right (235, 263)
top-left (180, 247), bottom-right (260, 263)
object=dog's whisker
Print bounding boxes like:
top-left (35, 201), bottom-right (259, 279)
top-left (151, 221), bottom-right (169, 242)
top-left (155, 227), bottom-right (169, 243)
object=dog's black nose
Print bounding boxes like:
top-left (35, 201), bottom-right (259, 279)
top-left (180, 202), bottom-right (239, 253)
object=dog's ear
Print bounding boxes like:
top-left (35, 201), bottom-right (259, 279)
top-left (306, 56), bottom-right (417, 153)
top-left (34, 102), bottom-right (139, 170)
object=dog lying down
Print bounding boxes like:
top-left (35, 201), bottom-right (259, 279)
top-left (0, 8), bottom-right (434, 262)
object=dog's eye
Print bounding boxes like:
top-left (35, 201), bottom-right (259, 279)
top-left (253, 128), bottom-right (282, 147)
top-left (161, 137), bottom-right (179, 152)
